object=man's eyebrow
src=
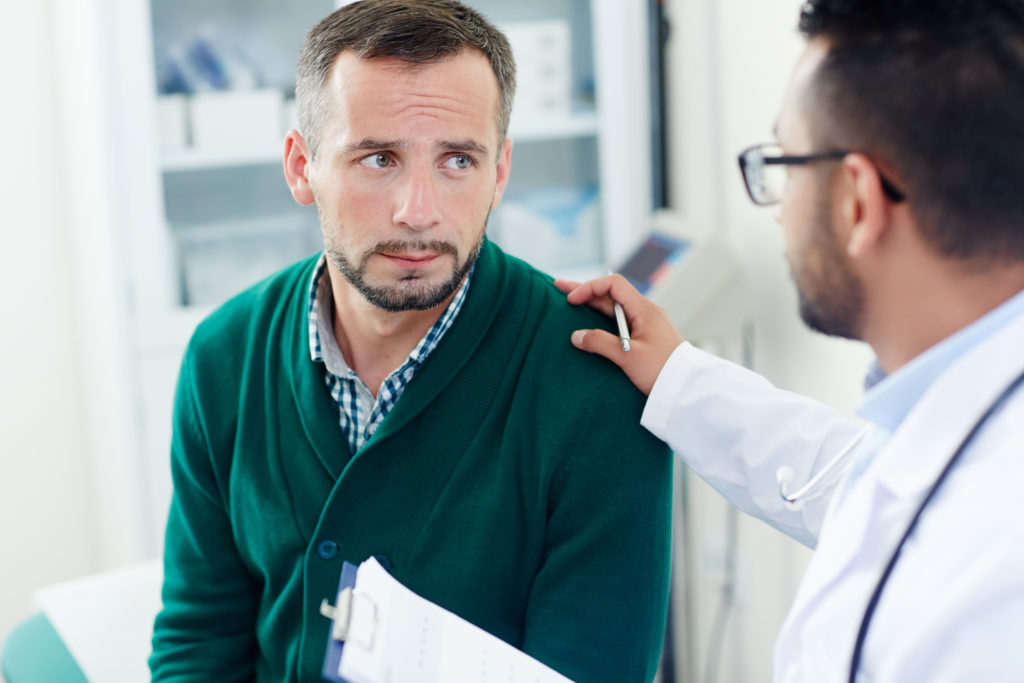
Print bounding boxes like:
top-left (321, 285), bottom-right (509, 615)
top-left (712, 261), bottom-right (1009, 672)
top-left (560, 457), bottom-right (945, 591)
top-left (341, 138), bottom-right (492, 158)
top-left (344, 138), bottom-right (405, 155)
top-left (440, 139), bottom-right (491, 157)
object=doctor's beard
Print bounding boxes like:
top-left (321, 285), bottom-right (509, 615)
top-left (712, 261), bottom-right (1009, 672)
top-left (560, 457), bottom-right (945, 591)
top-left (789, 194), bottom-right (865, 341)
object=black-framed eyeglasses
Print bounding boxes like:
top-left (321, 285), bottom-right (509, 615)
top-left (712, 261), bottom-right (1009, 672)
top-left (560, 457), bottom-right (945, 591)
top-left (737, 143), bottom-right (907, 206)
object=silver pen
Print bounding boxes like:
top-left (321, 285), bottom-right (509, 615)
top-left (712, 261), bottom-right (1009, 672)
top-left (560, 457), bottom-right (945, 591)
top-left (614, 300), bottom-right (631, 351)
top-left (607, 271), bottom-right (631, 351)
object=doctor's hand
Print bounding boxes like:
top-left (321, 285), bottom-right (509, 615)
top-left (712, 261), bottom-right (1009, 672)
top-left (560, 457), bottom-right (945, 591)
top-left (555, 274), bottom-right (684, 396)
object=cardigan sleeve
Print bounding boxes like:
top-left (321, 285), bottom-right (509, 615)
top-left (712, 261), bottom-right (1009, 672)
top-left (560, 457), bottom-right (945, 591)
top-left (520, 372), bottom-right (673, 682)
top-left (149, 350), bottom-right (260, 682)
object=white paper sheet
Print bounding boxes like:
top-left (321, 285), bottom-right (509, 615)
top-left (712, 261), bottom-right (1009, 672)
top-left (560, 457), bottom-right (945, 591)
top-left (338, 557), bottom-right (573, 683)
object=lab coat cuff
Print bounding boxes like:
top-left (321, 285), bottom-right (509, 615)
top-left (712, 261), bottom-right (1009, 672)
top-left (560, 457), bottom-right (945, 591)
top-left (641, 341), bottom-right (696, 442)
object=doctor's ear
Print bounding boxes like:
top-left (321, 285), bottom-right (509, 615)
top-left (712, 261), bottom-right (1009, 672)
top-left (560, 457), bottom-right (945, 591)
top-left (284, 130), bottom-right (316, 206)
top-left (840, 153), bottom-right (894, 258)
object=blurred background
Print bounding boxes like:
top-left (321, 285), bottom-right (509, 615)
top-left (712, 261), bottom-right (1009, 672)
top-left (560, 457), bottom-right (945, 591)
top-left (0, 0), bottom-right (872, 681)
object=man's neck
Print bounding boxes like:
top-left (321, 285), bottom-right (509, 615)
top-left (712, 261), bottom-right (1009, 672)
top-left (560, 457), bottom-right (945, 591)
top-left (328, 267), bottom-right (457, 396)
top-left (866, 259), bottom-right (1024, 374)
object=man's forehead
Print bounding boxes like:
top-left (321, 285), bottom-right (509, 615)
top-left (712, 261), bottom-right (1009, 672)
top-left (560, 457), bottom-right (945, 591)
top-left (329, 48), bottom-right (495, 87)
top-left (327, 50), bottom-right (499, 117)
top-left (792, 38), bottom-right (831, 91)
top-left (775, 38), bottom-right (831, 144)
top-left (319, 49), bottom-right (502, 152)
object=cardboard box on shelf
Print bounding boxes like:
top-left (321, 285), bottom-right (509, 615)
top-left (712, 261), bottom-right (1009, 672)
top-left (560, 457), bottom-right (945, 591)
top-left (155, 94), bottom-right (190, 153)
top-left (500, 20), bottom-right (572, 118)
top-left (189, 88), bottom-right (283, 151)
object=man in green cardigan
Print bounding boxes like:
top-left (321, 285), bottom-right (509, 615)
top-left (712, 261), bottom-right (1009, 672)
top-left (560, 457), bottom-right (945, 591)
top-left (149, 2), bottom-right (672, 681)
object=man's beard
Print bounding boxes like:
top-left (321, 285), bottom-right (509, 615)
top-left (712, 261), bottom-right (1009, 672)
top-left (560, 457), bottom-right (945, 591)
top-left (326, 232), bottom-right (484, 312)
top-left (790, 196), bottom-right (864, 341)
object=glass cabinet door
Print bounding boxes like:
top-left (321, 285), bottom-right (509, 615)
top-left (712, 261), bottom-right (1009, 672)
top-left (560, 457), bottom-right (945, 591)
top-left (150, 0), bottom-right (333, 307)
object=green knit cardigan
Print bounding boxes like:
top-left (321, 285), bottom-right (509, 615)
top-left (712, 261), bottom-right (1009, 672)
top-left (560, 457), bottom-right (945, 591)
top-left (150, 239), bottom-right (673, 682)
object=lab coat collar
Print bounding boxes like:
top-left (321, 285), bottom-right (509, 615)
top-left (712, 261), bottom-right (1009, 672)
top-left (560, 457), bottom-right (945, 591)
top-left (865, 306), bottom-right (1024, 501)
top-left (856, 287), bottom-right (1024, 434)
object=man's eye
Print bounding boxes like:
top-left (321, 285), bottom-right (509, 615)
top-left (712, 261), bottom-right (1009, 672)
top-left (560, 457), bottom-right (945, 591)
top-left (444, 155), bottom-right (473, 170)
top-left (360, 153), bottom-right (392, 169)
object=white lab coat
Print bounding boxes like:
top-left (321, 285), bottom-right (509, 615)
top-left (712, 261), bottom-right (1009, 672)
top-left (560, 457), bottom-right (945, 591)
top-left (642, 311), bottom-right (1024, 682)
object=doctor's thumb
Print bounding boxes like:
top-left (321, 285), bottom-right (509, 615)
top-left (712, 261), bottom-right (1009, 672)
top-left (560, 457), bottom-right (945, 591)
top-left (571, 329), bottom-right (626, 365)
top-left (571, 328), bottom-right (662, 396)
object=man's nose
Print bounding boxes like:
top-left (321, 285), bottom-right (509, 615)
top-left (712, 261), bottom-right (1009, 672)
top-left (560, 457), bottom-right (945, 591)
top-left (393, 167), bottom-right (442, 231)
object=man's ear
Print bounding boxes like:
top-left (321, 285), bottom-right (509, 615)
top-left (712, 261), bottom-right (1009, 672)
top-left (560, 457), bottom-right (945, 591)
top-left (840, 153), bottom-right (893, 258)
top-left (283, 130), bottom-right (316, 206)
top-left (490, 138), bottom-right (514, 210)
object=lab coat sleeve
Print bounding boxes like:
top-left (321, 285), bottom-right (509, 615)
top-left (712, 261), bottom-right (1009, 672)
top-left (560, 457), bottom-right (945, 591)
top-left (641, 342), bottom-right (862, 547)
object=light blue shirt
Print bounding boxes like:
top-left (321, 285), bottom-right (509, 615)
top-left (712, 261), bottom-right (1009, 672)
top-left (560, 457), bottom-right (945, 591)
top-left (856, 287), bottom-right (1024, 438)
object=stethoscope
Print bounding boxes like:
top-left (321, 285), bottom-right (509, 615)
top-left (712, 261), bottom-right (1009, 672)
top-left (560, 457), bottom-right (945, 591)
top-left (776, 424), bottom-right (875, 511)
top-left (773, 366), bottom-right (1024, 682)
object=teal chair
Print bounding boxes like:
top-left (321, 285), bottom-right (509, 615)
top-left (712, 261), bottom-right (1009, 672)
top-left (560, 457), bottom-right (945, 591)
top-left (2, 613), bottom-right (87, 682)
top-left (1, 561), bottom-right (162, 683)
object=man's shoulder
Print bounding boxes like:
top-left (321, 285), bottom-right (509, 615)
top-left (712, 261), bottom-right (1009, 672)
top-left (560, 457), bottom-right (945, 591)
top-left (486, 246), bottom-right (651, 408)
top-left (490, 244), bottom-right (618, 332)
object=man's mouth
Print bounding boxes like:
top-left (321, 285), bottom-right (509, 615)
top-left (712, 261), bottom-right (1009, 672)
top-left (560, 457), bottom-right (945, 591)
top-left (371, 240), bottom-right (459, 271)
top-left (379, 251), bottom-right (441, 269)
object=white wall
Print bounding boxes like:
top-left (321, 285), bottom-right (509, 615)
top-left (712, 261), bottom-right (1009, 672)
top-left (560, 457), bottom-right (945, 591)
top-left (0, 1), bottom-right (100, 646)
top-left (0, 0), bottom-right (148, 654)
top-left (663, 0), bottom-right (873, 681)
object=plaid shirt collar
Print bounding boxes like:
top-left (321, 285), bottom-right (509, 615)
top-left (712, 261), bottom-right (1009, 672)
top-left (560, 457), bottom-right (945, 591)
top-left (307, 253), bottom-right (474, 452)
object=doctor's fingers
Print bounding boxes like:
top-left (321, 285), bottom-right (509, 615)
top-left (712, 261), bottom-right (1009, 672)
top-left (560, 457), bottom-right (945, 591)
top-left (569, 327), bottom-right (676, 396)
top-left (554, 278), bottom-right (616, 318)
top-left (554, 274), bottom-right (644, 320)
top-left (559, 274), bottom-right (683, 347)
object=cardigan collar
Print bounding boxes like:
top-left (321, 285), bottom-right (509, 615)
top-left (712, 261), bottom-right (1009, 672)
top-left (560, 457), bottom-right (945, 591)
top-left (288, 238), bottom-right (509, 480)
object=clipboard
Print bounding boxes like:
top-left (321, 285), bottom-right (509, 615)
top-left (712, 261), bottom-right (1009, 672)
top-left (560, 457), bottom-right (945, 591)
top-left (319, 560), bottom-right (363, 683)
top-left (319, 557), bottom-right (574, 683)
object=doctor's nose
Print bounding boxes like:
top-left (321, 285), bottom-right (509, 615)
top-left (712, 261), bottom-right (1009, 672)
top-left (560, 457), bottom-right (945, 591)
top-left (393, 168), bottom-right (442, 231)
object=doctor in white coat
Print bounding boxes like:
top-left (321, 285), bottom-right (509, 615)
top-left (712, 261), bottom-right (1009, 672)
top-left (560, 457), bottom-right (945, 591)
top-left (558, 0), bottom-right (1024, 680)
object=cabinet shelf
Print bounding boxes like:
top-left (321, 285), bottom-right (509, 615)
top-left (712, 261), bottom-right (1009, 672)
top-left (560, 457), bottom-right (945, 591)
top-left (508, 110), bottom-right (599, 141)
top-left (161, 143), bottom-right (284, 172)
top-left (159, 111), bottom-right (599, 172)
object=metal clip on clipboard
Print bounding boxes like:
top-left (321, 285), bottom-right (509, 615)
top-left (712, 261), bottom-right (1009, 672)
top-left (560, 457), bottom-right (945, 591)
top-left (320, 587), bottom-right (378, 651)
top-left (320, 561), bottom-right (379, 683)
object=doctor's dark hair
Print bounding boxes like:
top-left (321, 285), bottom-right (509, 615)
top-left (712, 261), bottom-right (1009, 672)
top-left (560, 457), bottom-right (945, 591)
top-left (295, 0), bottom-right (516, 159)
top-left (797, 0), bottom-right (1024, 263)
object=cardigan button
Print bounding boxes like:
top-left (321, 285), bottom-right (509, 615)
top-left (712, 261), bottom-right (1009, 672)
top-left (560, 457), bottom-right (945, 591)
top-left (317, 540), bottom-right (339, 560)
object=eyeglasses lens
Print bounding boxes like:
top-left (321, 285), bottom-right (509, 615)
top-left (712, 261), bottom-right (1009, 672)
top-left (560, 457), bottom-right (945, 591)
top-left (743, 145), bottom-right (787, 205)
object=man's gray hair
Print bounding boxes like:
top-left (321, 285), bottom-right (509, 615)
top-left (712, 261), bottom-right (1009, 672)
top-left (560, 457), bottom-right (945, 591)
top-left (295, 0), bottom-right (517, 158)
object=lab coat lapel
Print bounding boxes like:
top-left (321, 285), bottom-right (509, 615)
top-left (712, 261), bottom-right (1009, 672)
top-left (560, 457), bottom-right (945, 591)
top-left (775, 463), bottom-right (893, 681)
top-left (872, 311), bottom-right (1024, 500)
top-left (781, 452), bottom-right (883, 635)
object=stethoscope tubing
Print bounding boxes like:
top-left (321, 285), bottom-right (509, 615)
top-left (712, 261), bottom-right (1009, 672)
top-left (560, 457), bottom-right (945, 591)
top-left (778, 424), bottom-right (874, 510)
